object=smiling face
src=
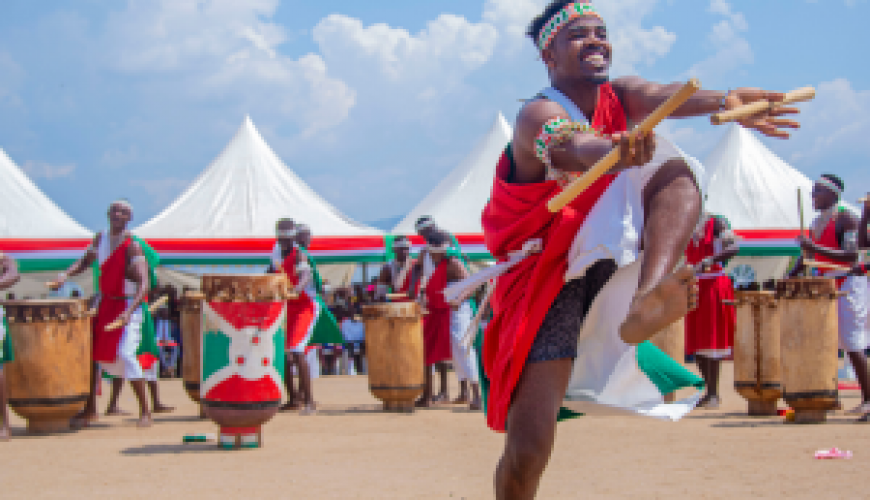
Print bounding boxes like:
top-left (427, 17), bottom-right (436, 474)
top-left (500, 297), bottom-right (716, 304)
top-left (107, 203), bottom-right (132, 232)
top-left (276, 220), bottom-right (296, 253)
top-left (543, 16), bottom-right (611, 84)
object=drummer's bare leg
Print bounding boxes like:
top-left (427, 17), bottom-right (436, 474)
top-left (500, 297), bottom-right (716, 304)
top-left (620, 159), bottom-right (701, 345)
top-left (469, 382), bottom-right (482, 411)
top-left (432, 362), bottom-right (450, 403)
top-left (0, 368), bottom-right (10, 441)
top-left (416, 364), bottom-right (434, 407)
top-left (281, 356), bottom-right (300, 411)
top-left (294, 352), bottom-right (317, 415)
top-left (495, 359), bottom-right (573, 500)
top-left (148, 381), bottom-right (175, 413)
top-left (105, 378), bottom-right (130, 416)
top-left (72, 363), bottom-right (100, 427)
top-left (846, 351), bottom-right (870, 416)
top-left (453, 380), bottom-right (470, 405)
top-left (129, 380), bottom-right (152, 427)
top-left (697, 356), bottom-right (721, 408)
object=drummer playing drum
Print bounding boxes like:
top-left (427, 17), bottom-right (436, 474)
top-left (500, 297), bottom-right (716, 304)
top-left (0, 253), bottom-right (21, 441)
top-left (790, 174), bottom-right (870, 420)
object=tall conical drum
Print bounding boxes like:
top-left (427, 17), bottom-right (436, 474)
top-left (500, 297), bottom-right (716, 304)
top-left (732, 290), bottom-right (782, 416)
top-left (363, 302), bottom-right (424, 412)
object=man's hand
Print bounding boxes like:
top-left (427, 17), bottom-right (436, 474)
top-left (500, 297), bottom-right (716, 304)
top-left (612, 130), bottom-right (656, 170)
top-left (797, 234), bottom-right (816, 253)
top-left (724, 88), bottom-right (801, 139)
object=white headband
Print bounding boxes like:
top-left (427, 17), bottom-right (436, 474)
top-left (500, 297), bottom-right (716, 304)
top-left (276, 229), bottom-right (297, 238)
top-left (817, 178), bottom-right (843, 195)
top-left (392, 240), bottom-right (411, 249)
top-left (415, 219), bottom-right (436, 232)
top-left (427, 243), bottom-right (451, 254)
top-left (111, 199), bottom-right (133, 212)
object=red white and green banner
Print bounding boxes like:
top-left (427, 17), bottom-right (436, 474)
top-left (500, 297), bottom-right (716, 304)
top-left (0, 230), bottom-right (810, 273)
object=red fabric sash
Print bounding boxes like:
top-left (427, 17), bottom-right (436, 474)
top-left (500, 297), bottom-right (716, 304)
top-left (482, 82), bottom-right (627, 432)
top-left (93, 238), bottom-right (132, 363)
top-left (281, 247), bottom-right (299, 287)
top-left (281, 247), bottom-right (316, 348)
top-left (811, 217), bottom-right (846, 288)
top-left (421, 259), bottom-right (452, 366)
top-left (686, 217), bottom-right (723, 273)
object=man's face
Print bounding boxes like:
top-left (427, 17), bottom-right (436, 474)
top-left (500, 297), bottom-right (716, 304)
top-left (544, 16), bottom-right (611, 83)
top-left (418, 226), bottom-right (438, 244)
top-left (394, 245), bottom-right (410, 262)
top-left (296, 229), bottom-right (312, 250)
top-left (812, 183), bottom-right (838, 211)
top-left (107, 203), bottom-right (132, 231)
top-left (276, 221), bottom-right (296, 251)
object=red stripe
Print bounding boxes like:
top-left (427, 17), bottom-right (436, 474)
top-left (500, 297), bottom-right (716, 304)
top-left (734, 229), bottom-right (801, 239)
top-left (0, 239), bottom-right (91, 251)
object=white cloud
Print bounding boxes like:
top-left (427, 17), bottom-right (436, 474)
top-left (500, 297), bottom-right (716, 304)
top-left (106, 0), bottom-right (355, 137)
top-left (22, 161), bottom-right (76, 180)
top-left (683, 1), bottom-right (753, 85)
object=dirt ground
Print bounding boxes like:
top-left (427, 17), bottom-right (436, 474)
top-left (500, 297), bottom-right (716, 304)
top-left (1, 364), bottom-right (867, 499)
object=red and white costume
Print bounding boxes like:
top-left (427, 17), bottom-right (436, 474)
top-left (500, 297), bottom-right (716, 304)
top-left (276, 246), bottom-right (320, 354)
top-left (415, 255), bottom-right (452, 366)
top-left (684, 216), bottom-right (735, 359)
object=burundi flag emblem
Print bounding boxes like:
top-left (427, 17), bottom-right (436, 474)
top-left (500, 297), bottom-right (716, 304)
top-left (201, 302), bottom-right (286, 405)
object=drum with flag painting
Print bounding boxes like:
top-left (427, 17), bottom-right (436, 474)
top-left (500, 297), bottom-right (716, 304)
top-left (732, 289), bottom-right (782, 416)
top-left (362, 302), bottom-right (424, 412)
top-left (200, 275), bottom-right (289, 449)
top-left (181, 291), bottom-right (205, 406)
top-left (2, 300), bottom-right (91, 434)
top-left (776, 278), bottom-right (839, 424)
top-left (649, 318), bottom-right (685, 403)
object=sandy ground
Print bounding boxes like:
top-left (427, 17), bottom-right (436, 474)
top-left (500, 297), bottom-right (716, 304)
top-left (1, 364), bottom-right (868, 499)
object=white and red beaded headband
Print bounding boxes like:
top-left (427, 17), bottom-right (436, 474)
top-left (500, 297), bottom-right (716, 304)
top-left (392, 239), bottom-right (411, 249)
top-left (110, 199), bottom-right (133, 212)
top-left (816, 177), bottom-right (843, 195)
top-left (537, 1), bottom-right (602, 52)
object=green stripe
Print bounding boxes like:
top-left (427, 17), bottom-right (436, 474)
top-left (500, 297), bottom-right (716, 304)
top-left (636, 341), bottom-right (704, 396)
top-left (737, 247), bottom-right (801, 257)
top-left (0, 316), bottom-right (13, 365)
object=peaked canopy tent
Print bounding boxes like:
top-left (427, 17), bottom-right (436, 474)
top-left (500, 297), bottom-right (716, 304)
top-left (0, 148), bottom-right (95, 296)
top-left (134, 116), bottom-right (385, 273)
top-left (392, 113), bottom-right (512, 261)
top-left (703, 124), bottom-right (820, 281)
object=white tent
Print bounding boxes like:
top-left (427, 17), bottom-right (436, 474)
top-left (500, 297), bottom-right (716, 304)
top-left (703, 125), bottom-right (817, 281)
top-left (392, 113), bottom-right (512, 235)
top-left (0, 148), bottom-right (91, 238)
top-left (135, 116), bottom-right (381, 238)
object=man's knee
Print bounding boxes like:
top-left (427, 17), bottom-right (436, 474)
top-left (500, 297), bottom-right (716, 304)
top-left (503, 426), bottom-right (554, 481)
top-left (644, 158), bottom-right (700, 207)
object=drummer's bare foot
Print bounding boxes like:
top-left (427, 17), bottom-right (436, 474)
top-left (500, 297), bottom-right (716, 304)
top-left (415, 397), bottom-right (433, 408)
top-left (469, 398), bottom-right (483, 411)
top-left (846, 402), bottom-right (870, 415)
top-left (136, 414), bottom-right (153, 428)
top-left (452, 395), bottom-right (470, 405)
top-left (620, 266), bottom-right (698, 345)
top-left (152, 404), bottom-right (175, 414)
top-left (299, 403), bottom-right (317, 416)
top-left (105, 407), bottom-right (131, 417)
top-left (70, 410), bottom-right (98, 429)
top-left (280, 402), bottom-right (300, 412)
top-left (432, 393), bottom-right (449, 405)
top-left (697, 395), bottom-right (720, 409)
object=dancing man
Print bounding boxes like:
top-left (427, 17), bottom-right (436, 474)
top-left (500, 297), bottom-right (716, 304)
top-left (685, 213), bottom-right (739, 409)
top-left (791, 174), bottom-right (869, 419)
top-left (0, 253), bottom-right (21, 441)
top-left (53, 200), bottom-right (162, 428)
top-left (480, 2), bottom-right (801, 498)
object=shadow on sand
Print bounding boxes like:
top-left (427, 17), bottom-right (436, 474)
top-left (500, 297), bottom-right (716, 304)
top-left (121, 443), bottom-right (218, 456)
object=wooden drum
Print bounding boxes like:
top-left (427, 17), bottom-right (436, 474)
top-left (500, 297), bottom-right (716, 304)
top-left (362, 302), bottom-right (424, 412)
top-left (776, 278), bottom-right (839, 424)
top-left (2, 300), bottom-right (91, 433)
top-left (200, 274), bottom-right (289, 449)
top-left (649, 318), bottom-right (685, 402)
top-left (181, 291), bottom-right (205, 406)
top-left (732, 290), bottom-right (782, 416)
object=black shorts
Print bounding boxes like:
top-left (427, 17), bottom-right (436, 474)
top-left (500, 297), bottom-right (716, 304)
top-left (526, 260), bottom-right (617, 363)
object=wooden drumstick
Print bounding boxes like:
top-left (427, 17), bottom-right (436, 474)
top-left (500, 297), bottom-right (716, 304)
top-left (547, 79), bottom-right (702, 213)
top-left (711, 86), bottom-right (815, 125)
top-left (803, 259), bottom-right (852, 273)
top-left (105, 295), bottom-right (168, 331)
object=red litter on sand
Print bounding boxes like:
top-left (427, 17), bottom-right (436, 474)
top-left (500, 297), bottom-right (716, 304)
top-left (814, 448), bottom-right (853, 460)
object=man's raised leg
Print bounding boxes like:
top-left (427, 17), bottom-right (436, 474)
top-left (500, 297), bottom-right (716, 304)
top-left (621, 159), bottom-right (702, 345)
top-left (495, 359), bottom-right (574, 500)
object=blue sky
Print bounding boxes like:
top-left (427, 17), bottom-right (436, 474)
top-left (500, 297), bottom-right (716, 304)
top-left (1, 0), bottom-right (868, 230)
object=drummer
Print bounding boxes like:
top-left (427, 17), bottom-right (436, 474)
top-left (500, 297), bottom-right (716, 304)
top-left (376, 236), bottom-right (416, 298)
top-left (684, 212), bottom-right (739, 409)
top-left (52, 200), bottom-right (159, 428)
top-left (0, 253), bottom-right (21, 441)
top-left (790, 174), bottom-right (869, 418)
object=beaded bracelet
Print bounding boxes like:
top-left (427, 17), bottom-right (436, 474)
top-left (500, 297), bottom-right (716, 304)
top-left (534, 117), bottom-right (610, 169)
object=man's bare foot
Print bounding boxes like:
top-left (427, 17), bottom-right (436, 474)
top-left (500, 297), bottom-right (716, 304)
top-left (152, 404), bottom-right (175, 414)
top-left (105, 408), bottom-right (131, 417)
top-left (469, 398), bottom-right (483, 411)
top-left (845, 402), bottom-right (870, 415)
top-left (137, 415), bottom-right (153, 428)
top-left (415, 397), bottom-right (432, 408)
top-left (620, 266), bottom-right (698, 345)
top-left (431, 394), bottom-right (449, 405)
top-left (451, 395), bottom-right (470, 405)
top-left (0, 425), bottom-right (10, 441)
top-left (70, 410), bottom-right (98, 429)
top-left (299, 403), bottom-right (317, 416)
top-left (280, 402), bottom-right (301, 412)
top-left (697, 395), bottom-right (720, 410)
